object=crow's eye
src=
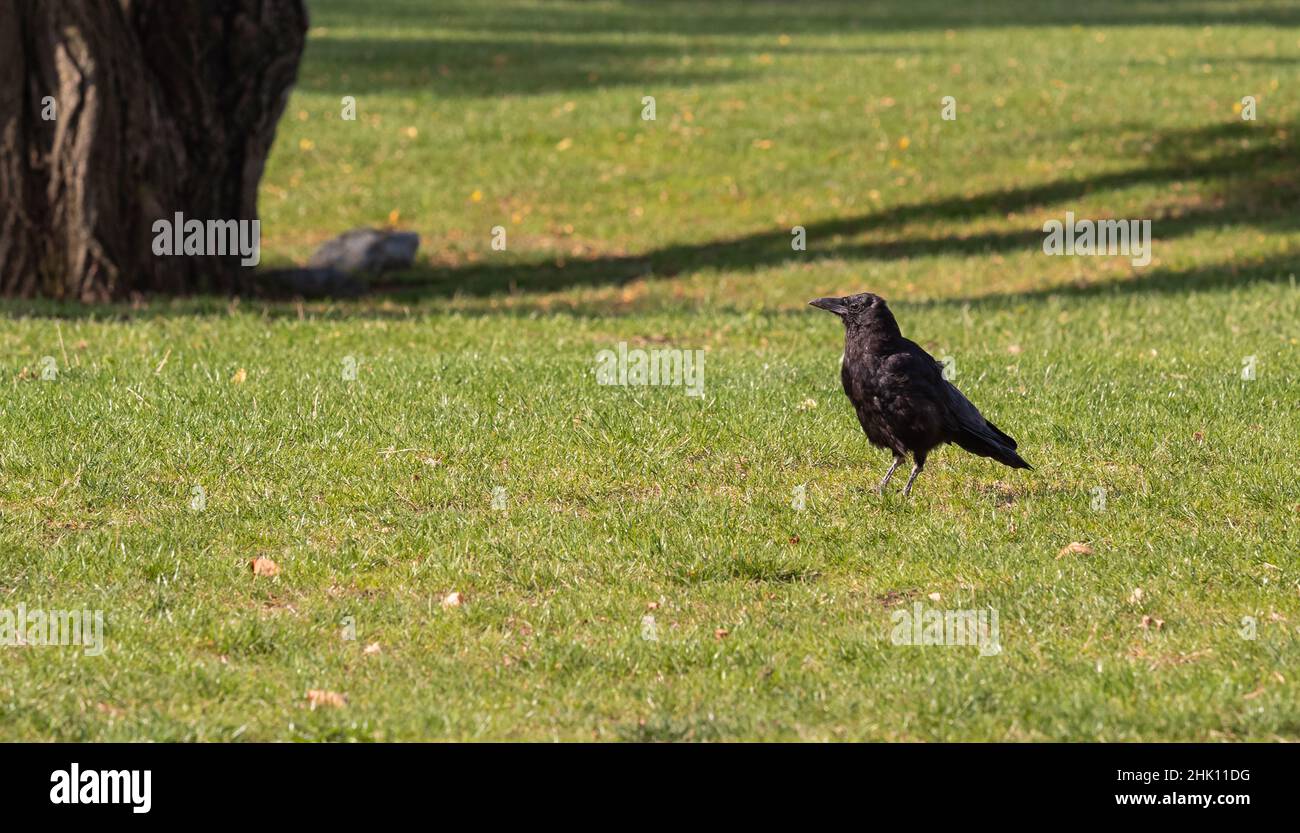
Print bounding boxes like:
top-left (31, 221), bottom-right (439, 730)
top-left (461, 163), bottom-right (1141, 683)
top-left (848, 301), bottom-right (864, 313)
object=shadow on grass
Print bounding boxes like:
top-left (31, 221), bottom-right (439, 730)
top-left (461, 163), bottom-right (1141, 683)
top-left (299, 0), bottom-right (1300, 99)
top-left (310, 0), bottom-right (1300, 41)
top-left (299, 0), bottom-right (932, 99)
top-left (3, 122), bottom-right (1296, 321)
top-left (358, 120), bottom-right (1300, 299)
top-left (912, 253), bottom-right (1297, 309)
top-left (297, 34), bottom-right (752, 98)
top-left (4, 253), bottom-right (1291, 324)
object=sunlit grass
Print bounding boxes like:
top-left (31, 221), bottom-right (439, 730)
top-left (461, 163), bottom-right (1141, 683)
top-left (0, 0), bottom-right (1297, 740)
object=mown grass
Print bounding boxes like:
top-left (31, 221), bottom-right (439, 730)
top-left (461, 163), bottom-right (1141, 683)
top-left (1, 0), bottom-right (1297, 740)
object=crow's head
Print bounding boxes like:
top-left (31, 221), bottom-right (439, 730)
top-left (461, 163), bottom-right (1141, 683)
top-left (809, 292), bottom-right (900, 335)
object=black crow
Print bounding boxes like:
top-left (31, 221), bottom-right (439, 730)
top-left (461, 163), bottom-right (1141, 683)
top-left (810, 292), bottom-right (1030, 496)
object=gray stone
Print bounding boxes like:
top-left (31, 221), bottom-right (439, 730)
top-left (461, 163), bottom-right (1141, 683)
top-left (307, 228), bottom-right (420, 274)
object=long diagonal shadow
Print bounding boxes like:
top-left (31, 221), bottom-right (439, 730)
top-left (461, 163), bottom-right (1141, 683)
top-left (362, 122), bottom-right (1300, 302)
top-left (2, 123), bottom-right (1294, 321)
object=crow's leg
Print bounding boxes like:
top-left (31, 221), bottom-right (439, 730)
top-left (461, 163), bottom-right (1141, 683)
top-left (877, 454), bottom-right (905, 494)
top-left (901, 452), bottom-right (927, 497)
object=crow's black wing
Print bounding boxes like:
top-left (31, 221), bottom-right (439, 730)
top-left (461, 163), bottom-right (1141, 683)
top-left (940, 379), bottom-right (1030, 469)
top-left (942, 380), bottom-right (1013, 446)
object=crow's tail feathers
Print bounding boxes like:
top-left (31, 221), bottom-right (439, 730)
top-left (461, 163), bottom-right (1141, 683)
top-left (982, 419), bottom-right (1018, 450)
top-left (955, 421), bottom-right (1032, 470)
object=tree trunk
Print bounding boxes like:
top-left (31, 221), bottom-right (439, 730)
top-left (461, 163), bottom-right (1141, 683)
top-left (0, 0), bottom-right (307, 301)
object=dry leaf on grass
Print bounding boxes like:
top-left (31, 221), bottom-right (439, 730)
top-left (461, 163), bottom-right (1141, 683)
top-left (714, 628), bottom-right (730, 640)
top-left (1139, 615), bottom-right (1164, 631)
top-left (875, 588), bottom-right (919, 608)
top-left (96, 702), bottom-right (125, 718)
top-left (363, 642), bottom-right (381, 655)
top-left (230, 367), bottom-right (247, 384)
top-left (1129, 587), bottom-right (1145, 604)
top-left (441, 591), bottom-right (464, 608)
top-left (306, 689), bottom-right (347, 709)
top-left (250, 556), bottom-right (280, 577)
top-left (1057, 542), bottom-right (1093, 558)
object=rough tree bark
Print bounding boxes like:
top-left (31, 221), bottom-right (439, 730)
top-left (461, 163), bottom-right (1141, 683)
top-left (0, 0), bottom-right (308, 301)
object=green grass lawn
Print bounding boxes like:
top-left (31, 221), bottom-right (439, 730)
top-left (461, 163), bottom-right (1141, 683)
top-left (2, 0), bottom-right (1298, 740)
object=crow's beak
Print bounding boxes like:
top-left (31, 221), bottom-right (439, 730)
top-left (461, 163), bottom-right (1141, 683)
top-left (809, 297), bottom-right (847, 315)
